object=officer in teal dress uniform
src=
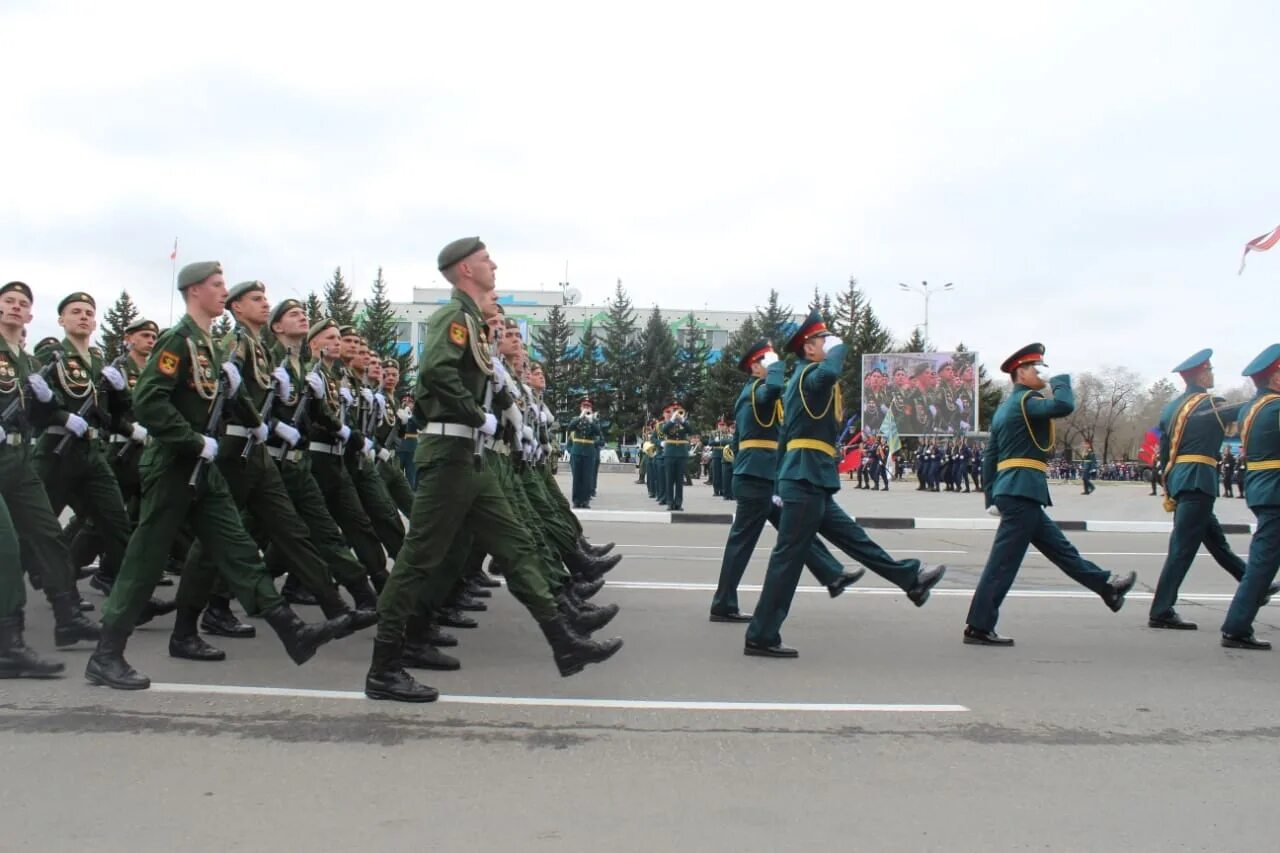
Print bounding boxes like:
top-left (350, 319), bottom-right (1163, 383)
top-left (659, 402), bottom-right (693, 511)
top-left (964, 343), bottom-right (1136, 646)
top-left (743, 313), bottom-right (945, 657)
top-left (1220, 344), bottom-right (1280, 649)
top-left (1148, 349), bottom-right (1254, 630)
top-left (709, 340), bottom-right (863, 621)
top-left (565, 398), bottom-right (602, 509)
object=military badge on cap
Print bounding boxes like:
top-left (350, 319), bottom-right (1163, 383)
top-left (999, 343), bottom-right (1046, 375)
top-left (57, 292), bottom-right (96, 314)
top-left (784, 310), bottom-right (832, 355)
top-left (226, 280), bottom-right (265, 305)
top-left (0, 281), bottom-right (33, 302)
top-left (269, 298), bottom-right (304, 328)
top-left (177, 261), bottom-right (223, 291)
top-left (125, 318), bottom-right (159, 335)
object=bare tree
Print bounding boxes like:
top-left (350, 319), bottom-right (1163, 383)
top-left (1060, 367), bottom-right (1142, 461)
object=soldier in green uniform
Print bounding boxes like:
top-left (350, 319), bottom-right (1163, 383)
top-left (303, 319), bottom-right (390, 592)
top-left (1148, 350), bottom-right (1255, 630)
top-left (0, 280), bottom-right (88, 675)
top-left (659, 402), bottom-right (694, 510)
top-left (566, 398), bottom-right (602, 508)
top-left (374, 358), bottom-right (416, 517)
top-left (170, 281), bottom-right (376, 662)
top-left (745, 312), bottom-right (946, 657)
top-left (964, 343), bottom-right (1136, 646)
top-left (710, 340), bottom-right (864, 622)
top-left (34, 293), bottom-right (139, 615)
top-left (86, 262), bottom-right (345, 690)
top-left (906, 363), bottom-right (935, 435)
top-left (367, 238), bottom-right (622, 702)
top-left (1219, 344), bottom-right (1280, 649)
top-left (339, 331), bottom-right (405, 559)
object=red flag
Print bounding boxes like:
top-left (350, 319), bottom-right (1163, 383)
top-left (1238, 225), bottom-right (1280, 274)
top-left (169, 238), bottom-right (178, 261)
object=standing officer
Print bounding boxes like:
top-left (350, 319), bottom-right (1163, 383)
top-left (710, 340), bottom-right (863, 621)
top-left (744, 312), bottom-right (945, 657)
top-left (964, 344), bottom-right (1136, 646)
top-left (1219, 344), bottom-right (1280, 649)
top-left (1080, 439), bottom-right (1098, 495)
top-left (566, 399), bottom-right (601, 509)
top-left (660, 402), bottom-right (694, 511)
top-left (366, 238), bottom-right (622, 702)
top-left (0, 280), bottom-right (88, 674)
top-left (86, 262), bottom-right (344, 689)
top-left (1149, 350), bottom-right (1252, 630)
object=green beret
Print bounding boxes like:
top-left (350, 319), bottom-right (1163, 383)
top-left (911, 362), bottom-right (932, 378)
top-left (270, 298), bottom-right (304, 328)
top-left (34, 336), bottom-right (59, 355)
top-left (306, 317), bottom-right (337, 347)
top-left (124, 318), bottom-right (159, 335)
top-left (437, 237), bottom-right (485, 272)
top-left (226, 280), bottom-right (265, 306)
top-left (381, 357), bottom-right (399, 369)
top-left (338, 325), bottom-right (360, 339)
top-left (57, 292), bottom-right (96, 314)
top-left (178, 261), bottom-right (223, 290)
top-left (0, 281), bottom-right (33, 302)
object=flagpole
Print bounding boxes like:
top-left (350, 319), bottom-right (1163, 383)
top-left (168, 237), bottom-right (178, 323)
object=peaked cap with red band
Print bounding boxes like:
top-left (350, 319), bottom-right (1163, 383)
top-left (784, 310), bottom-right (832, 355)
top-left (1000, 342), bottom-right (1046, 375)
top-left (737, 339), bottom-right (773, 373)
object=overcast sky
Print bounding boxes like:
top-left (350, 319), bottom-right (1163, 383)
top-left (4, 1), bottom-right (1277, 386)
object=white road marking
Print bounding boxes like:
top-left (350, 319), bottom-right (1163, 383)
top-left (616, 545), bottom-right (968, 554)
top-left (149, 682), bottom-right (968, 713)
top-left (598, 581), bottom-right (1254, 603)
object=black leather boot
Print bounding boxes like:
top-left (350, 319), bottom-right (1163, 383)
top-left (169, 607), bottom-right (226, 661)
top-left (0, 613), bottom-right (65, 679)
top-left (403, 619), bottom-right (461, 670)
top-left (562, 548), bottom-right (622, 582)
top-left (557, 593), bottom-right (619, 635)
top-left (437, 608), bottom-right (477, 629)
top-left (319, 592), bottom-right (369, 639)
top-left (452, 591), bottom-right (487, 612)
top-left (425, 619), bottom-right (458, 647)
top-left (52, 591), bottom-right (100, 647)
top-left (365, 639), bottom-right (439, 702)
top-left (281, 574), bottom-right (318, 607)
top-left (539, 614), bottom-right (622, 677)
top-left (200, 596), bottom-right (257, 638)
top-left (573, 577), bottom-right (606, 601)
top-left (84, 624), bottom-right (150, 689)
top-left (88, 571), bottom-right (114, 596)
top-left (465, 577), bottom-right (493, 599)
top-left (263, 603), bottom-right (342, 665)
top-left (134, 596), bottom-right (177, 627)
top-left (341, 577), bottom-right (381, 613)
top-left (370, 568), bottom-right (390, 595)
top-left (471, 570), bottom-right (501, 589)
top-left (578, 535), bottom-right (616, 557)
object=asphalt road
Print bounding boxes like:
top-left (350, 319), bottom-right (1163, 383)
top-left (4, 521), bottom-right (1280, 852)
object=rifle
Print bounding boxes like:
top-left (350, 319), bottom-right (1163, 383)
top-left (55, 346), bottom-right (129, 456)
top-left (475, 325), bottom-right (498, 471)
top-left (1, 351), bottom-right (62, 429)
top-left (189, 330), bottom-right (243, 491)
top-left (240, 346), bottom-right (291, 461)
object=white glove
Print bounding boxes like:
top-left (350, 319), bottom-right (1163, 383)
top-left (539, 406), bottom-right (551, 425)
top-left (339, 387), bottom-right (354, 405)
top-left (221, 362), bottom-right (242, 396)
top-left (490, 358), bottom-right (508, 391)
top-left (397, 406), bottom-right (411, 424)
top-left (272, 366), bottom-right (292, 398)
top-left (27, 373), bottom-right (53, 403)
top-left (522, 425), bottom-right (535, 444)
top-left (101, 365), bottom-right (126, 390)
top-left (771, 495), bottom-right (784, 507)
top-left (251, 423), bottom-right (269, 443)
top-left (374, 392), bottom-right (387, 416)
top-left (502, 403), bottom-right (524, 432)
top-left (761, 351), bottom-right (779, 367)
top-left (337, 424), bottom-right (351, 442)
top-left (273, 421), bottom-right (301, 447)
top-left (130, 423), bottom-right (148, 443)
top-left (0, 425), bottom-right (6, 443)
top-left (986, 504), bottom-right (1001, 517)
top-left (200, 436), bottom-right (218, 461)
top-left (305, 371), bottom-right (326, 396)
top-left (822, 336), bottom-right (844, 353)
top-left (359, 387), bottom-right (374, 405)
top-left (479, 413), bottom-right (498, 436)
top-left (1035, 365), bottom-right (1053, 382)
top-left (661, 440), bottom-right (669, 449)
top-left (362, 438), bottom-right (375, 461)
top-left (377, 448), bottom-right (392, 463)
top-left (64, 413), bottom-right (88, 437)
top-left (956, 397), bottom-right (966, 412)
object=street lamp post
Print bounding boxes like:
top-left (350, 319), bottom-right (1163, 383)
top-left (898, 281), bottom-right (955, 342)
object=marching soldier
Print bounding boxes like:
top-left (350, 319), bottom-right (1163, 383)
top-left (366, 237), bottom-right (621, 702)
top-left (710, 340), bottom-right (863, 622)
top-left (1149, 350), bottom-right (1254, 630)
top-left (86, 261), bottom-right (344, 689)
top-left (375, 357), bottom-right (416, 517)
top-left (566, 399), bottom-right (602, 509)
top-left (745, 312), bottom-right (945, 657)
top-left (659, 402), bottom-right (694, 510)
top-left (1080, 439), bottom-right (1098, 495)
top-left (964, 344), bottom-right (1136, 646)
top-left (0, 280), bottom-right (92, 675)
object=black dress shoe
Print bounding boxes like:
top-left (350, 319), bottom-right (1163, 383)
top-left (169, 632), bottom-right (227, 661)
top-left (963, 626), bottom-right (1014, 646)
top-left (1148, 612), bottom-right (1197, 630)
top-left (1222, 633), bottom-right (1271, 650)
top-left (437, 609), bottom-right (478, 629)
top-left (1102, 571), bottom-right (1137, 613)
top-left (744, 640), bottom-right (798, 658)
top-left (827, 568), bottom-right (867, 598)
top-left (709, 611), bottom-right (753, 623)
top-left (907, 564), bottom-right (947, 607)
top-left (1263, 582), bottom-right (1280, 606)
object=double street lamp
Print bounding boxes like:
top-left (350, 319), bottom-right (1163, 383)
top-left (898, 280), bottom-right (955, 342)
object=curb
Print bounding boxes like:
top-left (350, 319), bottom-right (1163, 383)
top-left (572, 509), bottom-right (1256, 535)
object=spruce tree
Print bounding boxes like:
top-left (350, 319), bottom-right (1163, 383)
top-left (701, 316), bottom-right (761, 424)
top-left (901, 327), bottom-right (930, 353)
top-left (754, 289), bottom-right (793, 348)
top-left (599, 281), bottom-right (643, 442)
top-left (323, 266), bottom-right (357, 327)
top-left (533, 304), bottom-right (573, 418)
top-left (210, 313), bottom-right (233, 341)
top-left (675, 313), bottom-right (711, 418)
top-left (100, 290), bottom-right (140, 361)
top-left (569, 319), bottom-right (601, 428)
top-left (359, 267), bottom-right (400, 361)
top-left (304, 291), bottom-right (325, 325)
top-left (637, 306), bottom-right (679, 422)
